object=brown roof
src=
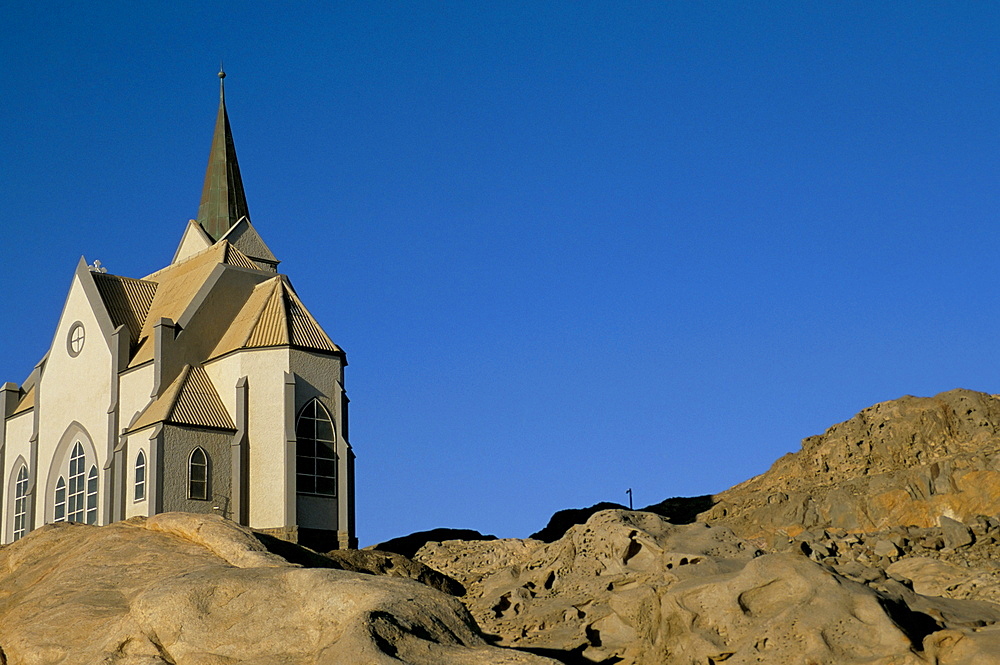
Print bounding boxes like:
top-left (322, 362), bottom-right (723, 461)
top-left (127, 365), bottom-right (234, 433)
top-left (129, 241), bottom-right (269, 367)
top-left (224, 243), bottom-right (259, 271)
top-left (92, 273), bottom-right (157, 346)
top-left (208, 277), bottom-right (341, 360)
top-left (10, 386), bottom-right (34, 416)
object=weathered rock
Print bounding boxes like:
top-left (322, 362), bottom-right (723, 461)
top-left (372, 528), bottom-right (497, 559)
top-left (0, 513), bottom-right (556, 665)
top-left (874, 539), bottom-right (901, 559)
top-left (417, 509), bottom-right (1000, 664)
top-left (706, 389), bottom-right (1000, 541)
top-left (940, 515), bottom-right (976, 549)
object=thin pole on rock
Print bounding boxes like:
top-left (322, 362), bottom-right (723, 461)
top-left (626, 488), bottom-right (633, 510)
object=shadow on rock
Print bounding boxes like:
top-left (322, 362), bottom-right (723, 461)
top-left (511, 645), bottom-right (623, 665)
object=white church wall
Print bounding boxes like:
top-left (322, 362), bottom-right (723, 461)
top-left (124, 434), bottom-right (150, 519)
top-left (36, 269), bottom-right (114, 527)
top-left (118, 363), bottom-right (155, 432)
top-left (3, 410), bottom-right (33, 537)
top-left (210, 347), bottom-right (295, 529)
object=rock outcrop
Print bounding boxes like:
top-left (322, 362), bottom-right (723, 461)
top-left (9, 388), bottom-right (1000, 664)
top-left (706, 389), bottom-right (1000, 542)
top-left (416, 509), bottom-right (1000, 664)
top-left (0, 513), bottom-right (555, 665)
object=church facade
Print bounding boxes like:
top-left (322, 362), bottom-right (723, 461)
top-left (0, 73), bottom-right (356, 550)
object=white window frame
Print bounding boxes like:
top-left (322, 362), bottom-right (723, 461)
top-left (54, 477), bottom-right (67, 522)
top-left (86, 466), bottom-right (98, 525)
top-left (134, 450), bottom-right (146, 501)
top-left (12, 465), bottom-right (28, 541)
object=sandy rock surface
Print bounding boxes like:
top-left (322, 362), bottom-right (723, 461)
top-left (708, 389), bottom-right (1000, 540)
top-left (417, 509), bottom-right (1000, 664)
top-left (0, 513), bottom-right (556, 665)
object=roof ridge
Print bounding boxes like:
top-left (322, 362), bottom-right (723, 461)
top-left (142, 241), bottom-right (227, 281)
top-left (172, 364), bottom-right (235, 430)
top-left (92, 272), bottom-right (157, 286)
top-left (242, 278), bottom-right (283, 348)
top-left (163, 364), bottom-right (193, 423)
top-left (280, 281), bottom-right (340, 353)
top-left (224, 242), bottom-right (261, 271)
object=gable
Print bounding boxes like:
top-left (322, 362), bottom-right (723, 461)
top-left (172, 220), bottom-right (214, 264)
top-left (127, 364), bottom-right (234, 433)
top-left (219, 217), bottom-right (279, 270)
top-left (91, 273), bottom-right (157, 348)
top-left (207, 277), bottom-right (341, 360)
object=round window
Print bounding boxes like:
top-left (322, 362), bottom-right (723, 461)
top-left (67, 322), bottom-right (85, 357)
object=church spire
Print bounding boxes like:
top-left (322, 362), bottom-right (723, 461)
top-left (196, 68), bottom-right (251, 242)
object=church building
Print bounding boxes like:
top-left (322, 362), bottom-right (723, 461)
top-left (0, 73), bottom-right (356, 550)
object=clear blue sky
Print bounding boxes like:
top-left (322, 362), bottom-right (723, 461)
top-left (3, 3), bottom-right (999, 546)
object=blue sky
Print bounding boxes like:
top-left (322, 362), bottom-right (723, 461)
top-left (3, 3), bottom-right (1000, 546)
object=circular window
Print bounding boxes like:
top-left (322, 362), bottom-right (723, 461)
top-left (67, 322), bottom-right (85, 357)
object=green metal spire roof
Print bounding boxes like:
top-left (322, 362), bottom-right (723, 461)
top-left (196, 69), bottom-right (250, 242)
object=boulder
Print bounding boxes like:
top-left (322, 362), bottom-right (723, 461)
top-left (417, 509), bottom-right (1000, 664)
top-left (0, 514), bottom-right (556, 665)
top-left (940, 516), bottom-right (975, 549)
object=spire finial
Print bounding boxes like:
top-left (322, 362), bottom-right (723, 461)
top-left (197, 62), bottom-right (250, 240)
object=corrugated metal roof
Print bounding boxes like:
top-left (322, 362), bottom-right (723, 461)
top-left (172, 365), bottom-right (234, 430)
top-left (208, 278), bottom-right (279, 359)
top-left (10, 385), bottom-right (34, 416)
top-left (206, 277), bottom-right (341, 359)
top-left (285, 287), bottom-right (339, 353)
top-left (130, 243), bottom-right (230, 367)
top-left (224, 243), bottom-right (260, 271)
top-left (92, 273), bottom-right (157, 346)
top-left (127, 368), bottom-right (186, 432)
top-left (246, 282), bottom-right (290, 348)
top-left (126, 364), bottom-right (234, 432)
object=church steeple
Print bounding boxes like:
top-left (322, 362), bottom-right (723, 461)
top-left (196, 68), bottom-right (250, 242)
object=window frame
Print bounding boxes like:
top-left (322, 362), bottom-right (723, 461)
top-left (134, 449), bottom-right (146, 502)
top-left (67, 442), bottom-right (87, 522)
top-left (188, 447), bottom-right (208, 500)
top-left (85, 466), bottom-right (98, 525)
top-left (295, 399), bottom-right (337, 497)
top-left (12, 465), bottom-right (28, 541)
top-left (54, 476), bottom-right (67, 522)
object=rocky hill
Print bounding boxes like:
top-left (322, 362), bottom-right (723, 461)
top-left (706, 388), bottom-right (1000, 544)
top-left (0, 513), bottom-right (555, 665)
top-left (6, 388), bottom-right (1000, 663)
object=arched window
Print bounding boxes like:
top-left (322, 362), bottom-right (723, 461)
top-left (86, 466), bottom-right (98, 525)
top-left (296, 399), bottom-right (336, 497)
top-left (13, 465), bottom-right (28, 541)
top-left (134, 450), bottom-right (146, 501)
top-left (188, 448), bottom-right (208, 500)
top-left (67, 442), bottom-right (86, 522)
top-left (54, 477), bottom-right (67, 522)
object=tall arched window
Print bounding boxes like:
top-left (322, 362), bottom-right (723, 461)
top-left (86, 466), bottom-right (98, 525)
top-left (67, 442), bottom-right (86, 522)
top-left (134, 450), bottom-right (146, 501)
top-left (54, 477), bottom-right (67, 522)
top-left (13, 465), bottom-right (29, 541)
top-left (188, 448), bottom-right (208, 500)
top-left (296, 399), bottom-right (336, 496)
